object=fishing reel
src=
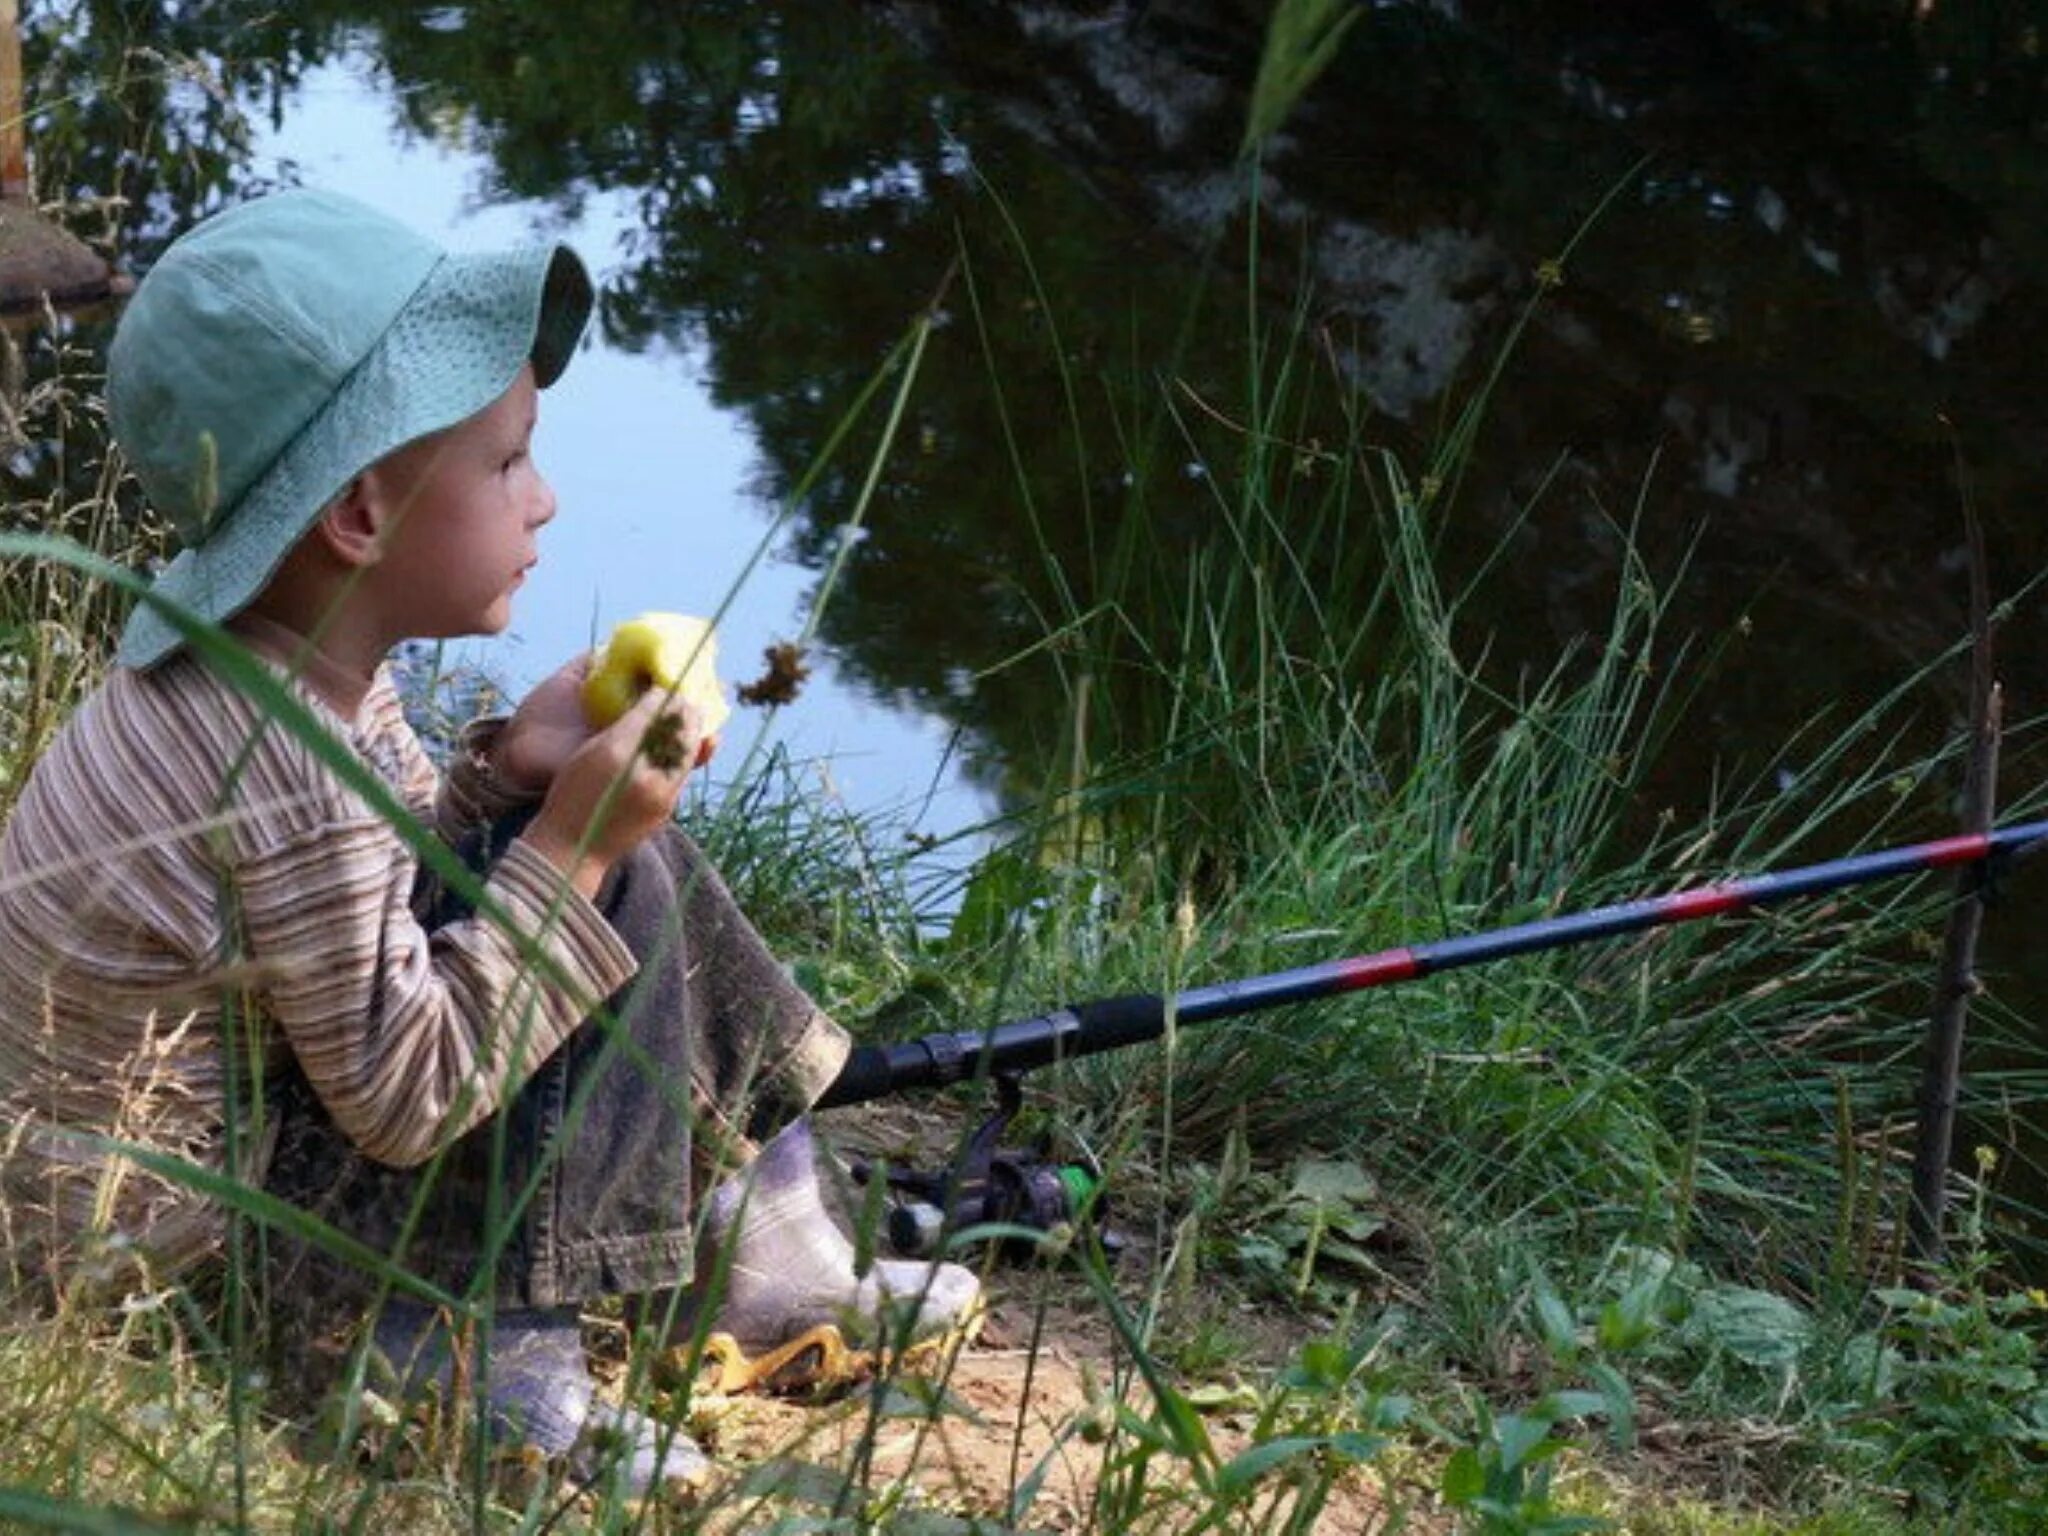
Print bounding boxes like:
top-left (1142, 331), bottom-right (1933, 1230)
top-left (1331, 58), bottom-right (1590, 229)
top-left (849, 1073), bottom-right (1126, 1264)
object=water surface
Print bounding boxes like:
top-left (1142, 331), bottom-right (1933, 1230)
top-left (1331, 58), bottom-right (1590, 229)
top-left (12, 4), bottom-right (2048, 1211)
top-left (251, 52), bottom-right (995, 844)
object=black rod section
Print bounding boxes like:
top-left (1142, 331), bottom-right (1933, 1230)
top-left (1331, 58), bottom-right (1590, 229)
top-left (814, 819), bottom-right (2048, 1110)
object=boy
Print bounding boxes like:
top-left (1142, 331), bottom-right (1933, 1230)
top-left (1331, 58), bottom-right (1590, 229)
top-left (0, 189), bottom-right (976, 1492)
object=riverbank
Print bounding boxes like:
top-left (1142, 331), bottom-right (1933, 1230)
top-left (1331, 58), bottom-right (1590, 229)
top-left (3, 463), bottom-right (2043, 1528)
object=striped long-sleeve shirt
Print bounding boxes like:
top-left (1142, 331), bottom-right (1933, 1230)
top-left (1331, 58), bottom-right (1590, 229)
top-left (0, 636), bottom-right (637, 1293)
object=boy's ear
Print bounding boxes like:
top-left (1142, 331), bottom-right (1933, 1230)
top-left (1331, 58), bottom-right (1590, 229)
top-left (309, 477), bottom-right (386, 569)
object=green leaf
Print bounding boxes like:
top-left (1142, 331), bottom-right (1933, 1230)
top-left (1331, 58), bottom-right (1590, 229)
top-left (1286, 1338), bottom-right (1351, 1390)
top-left (1586, 1360), bottom-right (1638, 1450)
top-left (1441, 1445), bottom-right (1485, 1504)
top-left (1372, 1393), bottom-right (1414, 1431)
top-left (1688, 1284), bottom-right (1812, 1369)
top-left (1216, 1435), bottom-right (1326, 1493)
top-left (1328, 1429), bottom-right (1390, 1463)
top-left (1114, 1402), bottom-right (1176, 1452)
top-left (946, 843), bottom-right (1047, 953)
top-left (1595, 1272), bottom-right (1666, 1353)
top-left (1542, 1389), bottom-right (1608, 1421)
top-left (888, 1514), bottom-right (1029, 1536)
top-left (1495, 1414), bottom-right (1563, 1474)
top-left (1150, 1378), bottom-right (1220, 1473)
top-left (1236, 1233), bottom-right (1291, 1273)
top-left (1840, 1333), bottom-right (1900, 1399)
top-left (1531, 1266), bottom-right (1581, 1361)
top-left (1315, 1234), bottom-right (1385, 1275)
top-left (752, 1512), bottom-right (846, 1533)
top-left (1289, 1157), bottom-right (1379, 1209)
top-left (1183, 1381), bottom-right (1261, 1412)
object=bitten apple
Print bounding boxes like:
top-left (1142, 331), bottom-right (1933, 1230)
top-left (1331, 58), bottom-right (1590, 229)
top-left (580, 612), bottom-right (733, 735)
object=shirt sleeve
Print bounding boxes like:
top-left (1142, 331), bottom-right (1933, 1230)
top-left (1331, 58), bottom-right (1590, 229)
top-left (360, 669), bottom-right (448, 827)
top-left (229, 817), bottom-right (639, 1169)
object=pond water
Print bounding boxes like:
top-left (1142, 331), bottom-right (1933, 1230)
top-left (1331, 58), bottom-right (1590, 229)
top-left (11, 3), bottom-right (2048, 1218)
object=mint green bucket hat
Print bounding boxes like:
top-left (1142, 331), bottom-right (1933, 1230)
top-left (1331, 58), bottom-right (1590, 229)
top-left (109, 187), bottom-right (593, 670)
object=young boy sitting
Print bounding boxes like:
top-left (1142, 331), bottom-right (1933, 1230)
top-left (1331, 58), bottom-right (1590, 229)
top-left (0, 188), bottom-right (978, 1493)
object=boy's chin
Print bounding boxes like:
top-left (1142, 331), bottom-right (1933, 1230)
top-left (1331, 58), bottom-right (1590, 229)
top-left (468, 596), bottom-right (517, 634)
top-left (416, 607), bottom-right (513, 642)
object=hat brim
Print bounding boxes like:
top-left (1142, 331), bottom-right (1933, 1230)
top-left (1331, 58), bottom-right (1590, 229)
top-left (117, 241), bottom-right (592, 671)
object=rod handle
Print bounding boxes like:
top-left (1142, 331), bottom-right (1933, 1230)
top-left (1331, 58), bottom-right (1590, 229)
top-left (814, 992), bottom-right (1168, 1108)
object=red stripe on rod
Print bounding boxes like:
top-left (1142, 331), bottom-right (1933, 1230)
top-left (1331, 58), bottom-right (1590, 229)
top-left (1660, 884), bottom-right (1748, 920)
top-left (1333, 948), bottom-right (1422, 992)
top-left (1921, 832), bottom-right (1993, 868)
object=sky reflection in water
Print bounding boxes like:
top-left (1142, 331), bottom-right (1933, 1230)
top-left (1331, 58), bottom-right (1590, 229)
top-left (251, 53), bottom-right (991, 841)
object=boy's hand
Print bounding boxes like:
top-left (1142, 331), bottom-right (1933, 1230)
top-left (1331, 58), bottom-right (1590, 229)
top-left (520, 689), bottom-right (713, 897)
top-left (496, 655), bottom-right (599, 793)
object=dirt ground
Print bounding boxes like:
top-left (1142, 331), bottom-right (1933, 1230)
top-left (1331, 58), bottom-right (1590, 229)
top-left (673, 1272), bottom-right (1420, 1532)
top-left (616, 1102), bottom-right (1437, 1530)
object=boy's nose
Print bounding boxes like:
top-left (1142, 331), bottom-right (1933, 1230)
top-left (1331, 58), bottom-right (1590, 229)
top-left (529, 476), bottom-right (559, 529)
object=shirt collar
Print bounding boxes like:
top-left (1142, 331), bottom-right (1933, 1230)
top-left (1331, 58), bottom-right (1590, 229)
top-left (225, 610), bottom-right (378, 721)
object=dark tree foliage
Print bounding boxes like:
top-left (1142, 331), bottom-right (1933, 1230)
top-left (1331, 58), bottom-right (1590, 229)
top-left (14, 1), bottom-right (2048, 813)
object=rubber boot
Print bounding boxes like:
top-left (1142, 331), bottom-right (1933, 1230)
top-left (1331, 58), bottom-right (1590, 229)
top-left (370, 1301), bottom-right (709, 1494)
top-left (667, 1118), bottom-right (982, 1394)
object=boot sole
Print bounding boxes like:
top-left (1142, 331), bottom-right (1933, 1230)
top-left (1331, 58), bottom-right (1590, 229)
top-left (663, 1293), bottom-right (986, 1396)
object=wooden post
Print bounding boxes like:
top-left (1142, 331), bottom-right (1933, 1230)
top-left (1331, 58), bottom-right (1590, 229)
top-left (0, 0), bottom-right (26, 200)
top-left (0, 0), bottom-right (125, 319)
top-left (1907, 504), bottom-right (2000, 1264)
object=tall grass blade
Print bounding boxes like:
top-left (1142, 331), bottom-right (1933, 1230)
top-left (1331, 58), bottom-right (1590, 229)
top-left (0, 1486), bottom-right (191, 1533)
top-left (1242, 0), bottom-right (1363, 160)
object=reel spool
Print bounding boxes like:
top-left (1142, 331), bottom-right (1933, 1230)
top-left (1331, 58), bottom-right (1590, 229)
top-left (854, 1074), bottom-right (1124, 1263)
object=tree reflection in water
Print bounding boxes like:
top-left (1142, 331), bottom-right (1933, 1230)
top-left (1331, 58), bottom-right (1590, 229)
top-left (15, 0), bottom-right (2048, 824)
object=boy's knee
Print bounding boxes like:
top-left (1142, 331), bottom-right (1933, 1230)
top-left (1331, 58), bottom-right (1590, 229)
top-left (593, 828), bottom-right (691, 942)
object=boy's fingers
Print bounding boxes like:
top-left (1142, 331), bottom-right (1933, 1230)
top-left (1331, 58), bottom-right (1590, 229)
top-left (623, 691), bottom-right (703, 776)
top-left (614, 686), bottom-right (676, 731)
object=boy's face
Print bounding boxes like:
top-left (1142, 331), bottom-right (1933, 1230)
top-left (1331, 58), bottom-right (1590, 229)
top-left (365, 365), bottom-right (554, 639)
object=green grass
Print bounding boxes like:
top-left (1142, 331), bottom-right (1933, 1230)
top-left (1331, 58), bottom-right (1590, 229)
top-left (4, 318), bottom-right (2045, 1536)
top-left (1, 6), bottom-right (2045, 1525)
top-left (0, 354), bottom-right (2038, 1536)
top-left (2, 470), bottom-right (2043, 1536)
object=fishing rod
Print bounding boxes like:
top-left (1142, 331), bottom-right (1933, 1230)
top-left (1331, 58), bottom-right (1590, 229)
top-left (821, 819), bottom-right (2048, 1110)
top-left (819, 820), bottom-right (2048, 1255)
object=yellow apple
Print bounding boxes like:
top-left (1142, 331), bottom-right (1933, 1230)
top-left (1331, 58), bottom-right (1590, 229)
top-left (580, 612), bottom-right (733, 734)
